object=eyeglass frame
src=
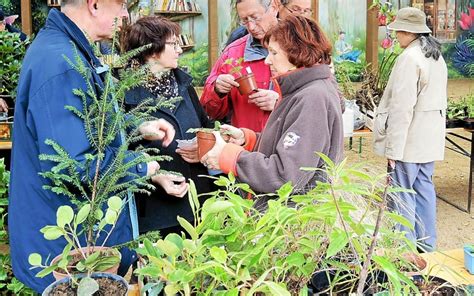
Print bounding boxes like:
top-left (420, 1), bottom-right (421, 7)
top-left (165, 41), bottom-right (182, 51)
top-left (283, 4), bottom-right (313, 16)
top-left (238, 5), bottom-right (271, 26)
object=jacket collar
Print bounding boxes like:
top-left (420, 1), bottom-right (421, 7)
top-left (46, 9), bottom-right (103, 72)
top-left (274, 65), bottom-right (331, 96)
top-left (244, 34), bottom-right (268, 62)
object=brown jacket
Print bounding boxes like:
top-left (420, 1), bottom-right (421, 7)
top-left (219, 65), bottom-right (344, 193)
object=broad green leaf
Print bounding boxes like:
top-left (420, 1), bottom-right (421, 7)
top-left (84, 251), bottom-right (100, 265)
top-left (56, 206), bottom-right (74, 228)
top-left (35, 265), bottom-right (57, 278)
top-left (78, 277), bottom-right (99, 296)
top-left (75, 204), bottom-right (91, 225)
top-left (94, 209), bottom-right (104, 220)
top-left (41, 226), bottom-right (63, 240)
top-left (165, 233), bottom-right (184, 251)
top-left (28, 253), bottom-right (42, 266)
top-left (386, 212), bottom-right (414, 230)
top-left (264, 282), bottom-right (291, 296)
top-left (156, 240), bottom-right (179, 257)
top-left (177, 216), bottom-right (198, 240)
top-left (210, 246), bottom-right (227, 264)
top-left (107, 196), bottom-right (122, 211)
top-left (105, 209), bottom-right (117, 225)
top-left (326, 229), bottom-right (349, 258)
top-left (203, 200), bottom-right (234, 217)
top-left (285, 252), bottom-right (305, 267)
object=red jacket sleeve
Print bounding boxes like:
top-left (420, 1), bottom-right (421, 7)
top-left (200, 49), bottom-right (232, 120)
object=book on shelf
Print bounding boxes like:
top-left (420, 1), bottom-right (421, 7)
top-left (156, 0), bottom-right (201, 12)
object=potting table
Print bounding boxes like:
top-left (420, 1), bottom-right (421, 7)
top-left (438, 128), bottom-right (473, 213)
top-left (421, 248), bottom-right (474, 287)
top-left (0, 141), bottom-right (11, 150)
top-left (347, 128), bottom-right (372, 154)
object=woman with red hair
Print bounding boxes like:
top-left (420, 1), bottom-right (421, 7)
top-left (202, 15), bottom-right (343, 196)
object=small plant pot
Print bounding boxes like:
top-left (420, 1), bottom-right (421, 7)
top-left (235, 73), bottom-right (258, 96)
top-left (197, 131), bottom-right (216, 159)
top-left (446, 119), bottom-right (464, 129)
top-left (463, 118), bottom-right (474, 130)
top-left (51, 246), bottom-right (121, 280)
top-left (464, 245), bottom-right (474, 275)
top-left (42, 272), bottom-right (128, 296)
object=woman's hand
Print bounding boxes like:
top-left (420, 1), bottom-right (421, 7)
top-left (139, 119), bottom-right (175, 147)
top-left (201, 131), bottom-right (227, 170)
top-left (220, 124), bottom-right (245, 146)
top-left (248, 89), bottom-right (279, 111)
top-left (176, 143), bottom-right (199, 163)
top-left (151, 174), bottom-right (189, 198)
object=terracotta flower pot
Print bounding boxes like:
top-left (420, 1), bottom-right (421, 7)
top-left (235, 73), bottom-right (258, 96)
top-left (51, 246), bottom-right (121, 280)
top-left (197, 131), bottom-right (216, 159)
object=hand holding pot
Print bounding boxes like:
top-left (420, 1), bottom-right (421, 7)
top-left (176, 142), bottom-right (200, 163)
top-left (215, 74), bottom-right (239, 95)
top-left (201, 131), bottom-right (227, 170)
top-left (248, 89), bottom-right (279, 111)
top-left (220, 124), bottom-right (245, 146)
top-left (151, 174), bottom-right (189, 198)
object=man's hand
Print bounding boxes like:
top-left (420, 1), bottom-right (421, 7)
top-left (176, 143), bottom-right (200, 163)
top-left (248, 89), bottom-right (279, 111)
top-left (214, 74), bottom-right (239, 95)
top-left (0, 99), bottom-right (8, 113)
top-left (200, 131), bottom-right (227, 170)
top-left (220, 124), bottom-right (245, 146)
top-left (151, 174), bottom-right (189, 198)
top-left (139, 119), bottom-right (175, 147)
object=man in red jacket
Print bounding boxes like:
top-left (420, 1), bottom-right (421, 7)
top-left (200, 0), bottom-right (280, 132)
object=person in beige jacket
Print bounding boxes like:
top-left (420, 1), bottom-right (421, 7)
top-left (373, 7), bottom-right (447, 251)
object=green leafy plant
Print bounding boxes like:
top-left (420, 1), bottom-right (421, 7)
top-left (186, 121), bottom-right (222, 134)
top-left (0, 30), bottom-right (29, 98)
top-left (463, 93), bottom-right (474, 119)
top-left (135, 155), bottom-right (423, 295)
top-left (224, 57), bottom-right (245, 77)
top-left (446, 97), bottom-right (467, 120)
top-left (26, 31), bottom-right (175, 294)
top-left (179, 44), bottom-right (210, 86)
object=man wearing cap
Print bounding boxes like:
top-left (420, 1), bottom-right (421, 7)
top-left (0, 9), bottom-right (27, 41)
top-left (373, 7), bottom-right (447, 251)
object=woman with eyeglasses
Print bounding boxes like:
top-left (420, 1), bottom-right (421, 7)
top-left (201, 15), bottom-right (343, 198)
top-left (121, 16), bottom-right (215, 236)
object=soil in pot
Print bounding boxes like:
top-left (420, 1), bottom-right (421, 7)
top-left (235, 73), bottom-right (258, 96)
top-left (197, 131), bottom-right (216, 159)
top-left (47, 277), bottom-right (127, 296)
top-left (412, 275), bottom-right (457, 296)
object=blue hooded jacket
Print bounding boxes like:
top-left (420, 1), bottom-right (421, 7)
top-left (9, 9), bottom-right (144, 293)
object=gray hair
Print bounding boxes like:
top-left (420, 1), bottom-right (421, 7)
top-left (60, 0), bottom-right (84, 6)
top-left (418, 34), bottom-right (442, 61)
top-left (280, 0), bottom-right (291, 5)
top-left (236, 0), bottom-right (272, 10)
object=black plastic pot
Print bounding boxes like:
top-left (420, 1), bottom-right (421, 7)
top-left (411, 275), bottom-right (458, 296)
top-left (463, 118), bottom-right (474, 130)
top-left (446, 119), bottom-right (464, 129)
top-left (42, 272), bottom-right (128, 296)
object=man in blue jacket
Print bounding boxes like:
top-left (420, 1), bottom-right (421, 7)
top-left (9, 0), bottom-right (179, 292)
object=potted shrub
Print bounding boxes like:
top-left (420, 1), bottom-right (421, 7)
top-left (464, 244), bottom-right (474, 275)
top-left (0, 30), bottom-right (29, 101)
top-left (224, 57), bottom-right (258, 95)
top-left (462, 93), bottom-right (474, 129)
top-left (25, 37), bottom-right (172, 294)
top-left (446, 97), bottom-right (467, 128)
top-left (134, 155), bottom-right (422, 295)
top-left (187, 121), bottom-right (231, 159)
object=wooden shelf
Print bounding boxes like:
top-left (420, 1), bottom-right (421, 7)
top-left (181, 44), bottom-right (195, 51)
top-left (154, 11), bottom-right (201, 21)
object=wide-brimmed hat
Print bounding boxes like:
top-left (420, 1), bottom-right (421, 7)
top-left (387, 7), bottom-right (431, 34)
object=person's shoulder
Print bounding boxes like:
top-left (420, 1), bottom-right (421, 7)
top-left (222, 35), bottom-right (248, 55)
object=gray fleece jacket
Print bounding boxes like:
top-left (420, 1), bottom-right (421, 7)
top-left (220, 65), bottom-right (344, 194)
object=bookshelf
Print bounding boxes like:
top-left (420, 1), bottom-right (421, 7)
top-left (47, 0), bottom-right (61, 6)
top-left (152, 0), bottom-right (202, 51)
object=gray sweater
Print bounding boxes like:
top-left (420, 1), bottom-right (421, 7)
top-left (236, 65), bottom-right (344, 193)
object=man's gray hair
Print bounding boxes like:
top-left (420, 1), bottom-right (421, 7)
top-left (236, 0), bottom-right (273, 9)
top-left (60, 0), bottom-right (84, 6)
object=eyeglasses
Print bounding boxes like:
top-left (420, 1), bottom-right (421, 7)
top-left (165, 41), bottom-right (181, 51)
top-left (284, 5), bottom-right (313, 16)
top-left (239, 14), bottom-right (265, 26)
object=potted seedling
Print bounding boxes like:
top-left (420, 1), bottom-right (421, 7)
top-left (463, 93), bottom-right (474, 129)
top-left (224, 57), bottom-right (258, 95)
top-left (464, 244), bottom-right (474, 275)
top-left (446, 98), bottom-right (466, 128)
top-left (187, 121), bottom-right (232, 159)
